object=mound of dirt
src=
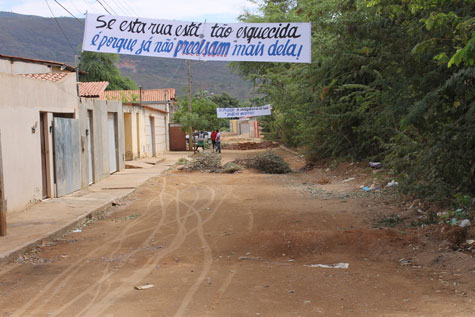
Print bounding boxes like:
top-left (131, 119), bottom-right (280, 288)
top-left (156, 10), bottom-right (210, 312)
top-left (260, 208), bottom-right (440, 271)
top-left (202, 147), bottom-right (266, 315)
top-left (235, 151), bottom-right (292, 174)
top-left (184, 152), bottom-right (222, 172)
top-left (223, 141), bottom-right (280, 150)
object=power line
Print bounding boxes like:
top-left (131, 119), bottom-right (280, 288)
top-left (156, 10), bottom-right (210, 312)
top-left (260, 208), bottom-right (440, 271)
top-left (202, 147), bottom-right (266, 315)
top-left (117, 0), bottom-right (141, 17)
top-left (44, 0), bottom-right (77, 55)
top-left (162, 59), bottom-right (185, 83)
top-left (54, 0), bottom-right (84, 25)
top-left (108, 0), bottom-right (128, 15)
top-left (101, 0), bottom-right (118, 15)
top-left (96, 0), bottom-right (112, 14)
top-left (65, 0), bottom-right (84, 16)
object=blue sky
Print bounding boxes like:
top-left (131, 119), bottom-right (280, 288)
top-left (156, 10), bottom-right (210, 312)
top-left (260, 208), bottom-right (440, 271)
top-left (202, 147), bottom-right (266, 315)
top-left (0, 0), bottom-right (258, 22)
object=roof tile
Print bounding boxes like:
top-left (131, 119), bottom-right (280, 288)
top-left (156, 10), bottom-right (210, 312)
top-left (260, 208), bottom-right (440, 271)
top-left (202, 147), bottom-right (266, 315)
top-left (78, 81), bottom-right (109, 97)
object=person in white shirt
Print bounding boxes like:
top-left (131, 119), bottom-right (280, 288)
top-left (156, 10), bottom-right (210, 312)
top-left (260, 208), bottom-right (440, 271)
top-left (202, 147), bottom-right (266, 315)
top-left (194, 131), bottom-right (205, 153)
top-left (215, 130), bottom-right (221, 153)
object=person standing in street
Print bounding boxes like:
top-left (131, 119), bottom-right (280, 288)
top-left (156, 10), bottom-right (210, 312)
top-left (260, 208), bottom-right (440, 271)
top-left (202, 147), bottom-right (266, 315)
top-left (211, 130), bottom-right (217, 150)
top-left (215, 130), bottom-right (221, 153)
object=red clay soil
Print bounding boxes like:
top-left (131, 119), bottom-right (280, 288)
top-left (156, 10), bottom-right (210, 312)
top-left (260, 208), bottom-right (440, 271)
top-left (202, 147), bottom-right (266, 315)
top-left (0, 149), bottom-right (473, 316)
top-left (223, 141), bottom-right (280, 150)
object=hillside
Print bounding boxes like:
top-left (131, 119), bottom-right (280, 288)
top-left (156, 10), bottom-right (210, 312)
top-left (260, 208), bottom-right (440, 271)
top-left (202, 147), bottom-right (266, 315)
top-left (0, 11), bottom-right (254, 98)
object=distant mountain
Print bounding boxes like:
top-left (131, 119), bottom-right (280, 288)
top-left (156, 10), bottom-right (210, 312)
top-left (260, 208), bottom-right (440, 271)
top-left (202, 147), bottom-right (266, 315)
top-left (0, 11), bottom-right (254, 98)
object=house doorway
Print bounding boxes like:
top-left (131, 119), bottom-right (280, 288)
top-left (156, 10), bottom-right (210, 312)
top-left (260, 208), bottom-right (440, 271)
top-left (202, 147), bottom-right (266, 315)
top-left (149, 116), bottom-right (156, 157)
top-left (124, 113), bottom-right (133, 161)
top-left (87, 110), bottom-right (94, 184)
top-left (108, 113), bottom-right (118, 173)
top-left (40, 112), bottom-right (49, 199)
top-left (136, 112), bottom-right (141, 157)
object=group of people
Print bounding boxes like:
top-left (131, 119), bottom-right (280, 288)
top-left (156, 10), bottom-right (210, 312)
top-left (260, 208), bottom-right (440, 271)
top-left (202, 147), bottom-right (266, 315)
top-left (193, 130), bottom-right (221, 153)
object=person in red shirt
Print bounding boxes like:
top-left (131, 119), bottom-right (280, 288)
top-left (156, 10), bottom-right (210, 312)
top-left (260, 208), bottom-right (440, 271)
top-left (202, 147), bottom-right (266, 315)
top-left (211, 130), bottom-right (217, 150)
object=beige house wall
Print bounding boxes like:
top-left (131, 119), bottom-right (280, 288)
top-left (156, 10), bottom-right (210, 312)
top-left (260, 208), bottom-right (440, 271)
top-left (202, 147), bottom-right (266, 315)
top-left (0, 72), bottom-right (78, 213)
top-left (0, 59), bottom-right (61, 75)
top-left (123, 104), bottom-right (168, 159)
top-left (123, 104), bottom-right (146, 160)
top-left (144, 107), bottom-right (168, 157)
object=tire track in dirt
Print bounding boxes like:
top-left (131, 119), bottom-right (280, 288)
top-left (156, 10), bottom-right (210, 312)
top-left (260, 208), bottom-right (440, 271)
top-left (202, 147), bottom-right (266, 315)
top-left (80, 183), bottom-right (206, 316)
top-left (205, 264), bottom-right (238, 316)
top-left (56, 179), bottom-right (199, 316)
top-left (84, 184), bottom-right (232, 316)
top-left (174, 187), bottom-right (216, 317)
top-left (13, 179), bottom-right (172, 316)
top-left (69, 180), bottom-right (184, 317)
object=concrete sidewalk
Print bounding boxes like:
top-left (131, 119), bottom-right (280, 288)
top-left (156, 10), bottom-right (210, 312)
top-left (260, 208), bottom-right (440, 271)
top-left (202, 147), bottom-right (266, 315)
top-left (0, 152), bottom-right (188, 263)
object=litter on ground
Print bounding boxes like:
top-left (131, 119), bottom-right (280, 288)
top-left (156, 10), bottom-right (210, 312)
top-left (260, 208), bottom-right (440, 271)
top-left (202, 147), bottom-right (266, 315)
top-left (304, 263), bottom-right (349, 269)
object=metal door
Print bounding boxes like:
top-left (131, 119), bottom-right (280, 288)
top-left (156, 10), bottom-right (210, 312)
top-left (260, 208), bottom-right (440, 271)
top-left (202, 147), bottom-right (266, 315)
top-left (108, 113), bottom-right (118, 173)
top-left (87, 111), bottom-right (94, 184)
top-left (54, 117), bottom-right (81, 197)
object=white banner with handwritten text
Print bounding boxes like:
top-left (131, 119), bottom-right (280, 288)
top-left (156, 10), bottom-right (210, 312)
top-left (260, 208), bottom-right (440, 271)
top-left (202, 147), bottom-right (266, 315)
top-left (217, 105), bottom-right (271, 118)
top-left (82, 13), bottom-right (311, 63)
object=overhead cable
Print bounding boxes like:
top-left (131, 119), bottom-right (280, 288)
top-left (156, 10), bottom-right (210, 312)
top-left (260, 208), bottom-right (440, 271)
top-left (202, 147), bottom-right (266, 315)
top-left (44, 0), bottom-right (77, 55)
top-left (54, 0), bottom-right (84, 25)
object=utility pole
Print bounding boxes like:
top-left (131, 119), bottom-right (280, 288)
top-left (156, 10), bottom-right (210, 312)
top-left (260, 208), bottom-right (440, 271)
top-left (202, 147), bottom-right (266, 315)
top-left (187, 60), bottom-right (193, 151)
top-left (75, 55), bottom-right (80, 97)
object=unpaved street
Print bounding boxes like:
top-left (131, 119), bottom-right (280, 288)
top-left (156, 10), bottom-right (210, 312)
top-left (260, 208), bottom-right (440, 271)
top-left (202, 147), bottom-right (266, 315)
top-left (0, 150), bottom-right (474, 316)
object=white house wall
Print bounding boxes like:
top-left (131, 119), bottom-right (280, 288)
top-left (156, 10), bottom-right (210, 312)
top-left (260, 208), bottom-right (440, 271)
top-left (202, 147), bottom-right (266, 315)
top-left (78, 98), bottom-right (125, 187)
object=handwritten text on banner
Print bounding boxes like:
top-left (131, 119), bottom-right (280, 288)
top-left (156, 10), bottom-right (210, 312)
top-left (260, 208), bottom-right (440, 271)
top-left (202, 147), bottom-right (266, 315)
top-left (217, 105), bottom-right (272, 118)
top-left (82, 14), bottom-right (311, 63)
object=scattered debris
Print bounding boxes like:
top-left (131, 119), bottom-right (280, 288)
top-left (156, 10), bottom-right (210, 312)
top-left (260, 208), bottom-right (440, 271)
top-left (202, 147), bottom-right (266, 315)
top-left (342, 177), bottom-right (355, 183)
top-left (71, 229), bottom-right (82, 233)
top-left (135, 284), bottom-right (154, 290)
top-left (112, 200), bottom-right (121, 206)
top-left (207, 277), bottom-right (212, 285)
top-left (288, 290), bottom-right (296, 293)
top-left (234, 151), bottom-right (291, 174)
top-left (238, 256), bottom-right (262, 261)
top-left (304, 263), bottom-right (349, 269)
top-left (220, 162), bottom-right (243, 174)
top-left (399, 258), bottom-right (412, 266)
top-left (386, 180), bottom-right (398, 187)
top-left (369, 162), bottom-right (382, 169)
top-left (459, 219), bottom-right (471, 228)
top-left (184, 152), bottom-right (222, 172)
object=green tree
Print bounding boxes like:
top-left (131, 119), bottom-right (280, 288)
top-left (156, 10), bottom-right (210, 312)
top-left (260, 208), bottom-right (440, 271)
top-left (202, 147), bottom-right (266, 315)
top-left (79, 51), bottom-right (138, 90)
top-left (232, 0), bottom-right (475, 204)
top-left (174, 93), bottom-right (230, 131)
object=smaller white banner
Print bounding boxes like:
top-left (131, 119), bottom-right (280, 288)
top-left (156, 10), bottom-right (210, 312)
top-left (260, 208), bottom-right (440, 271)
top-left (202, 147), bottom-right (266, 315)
top-left (217, 105), bottom-right (271, 118)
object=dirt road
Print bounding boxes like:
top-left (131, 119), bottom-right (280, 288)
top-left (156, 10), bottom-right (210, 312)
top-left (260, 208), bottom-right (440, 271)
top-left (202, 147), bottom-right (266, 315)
top-left (0, 150), bottom-right (473, 316)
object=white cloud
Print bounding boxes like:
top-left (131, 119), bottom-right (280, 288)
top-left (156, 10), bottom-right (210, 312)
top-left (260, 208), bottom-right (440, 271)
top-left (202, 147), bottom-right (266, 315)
top-left (1, 0), bottom-right (258, 22)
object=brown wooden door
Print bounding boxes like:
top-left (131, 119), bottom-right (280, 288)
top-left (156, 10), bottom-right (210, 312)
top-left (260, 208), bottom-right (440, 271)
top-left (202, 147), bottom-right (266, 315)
top-left (169, 124), bottom-right (187, 151)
